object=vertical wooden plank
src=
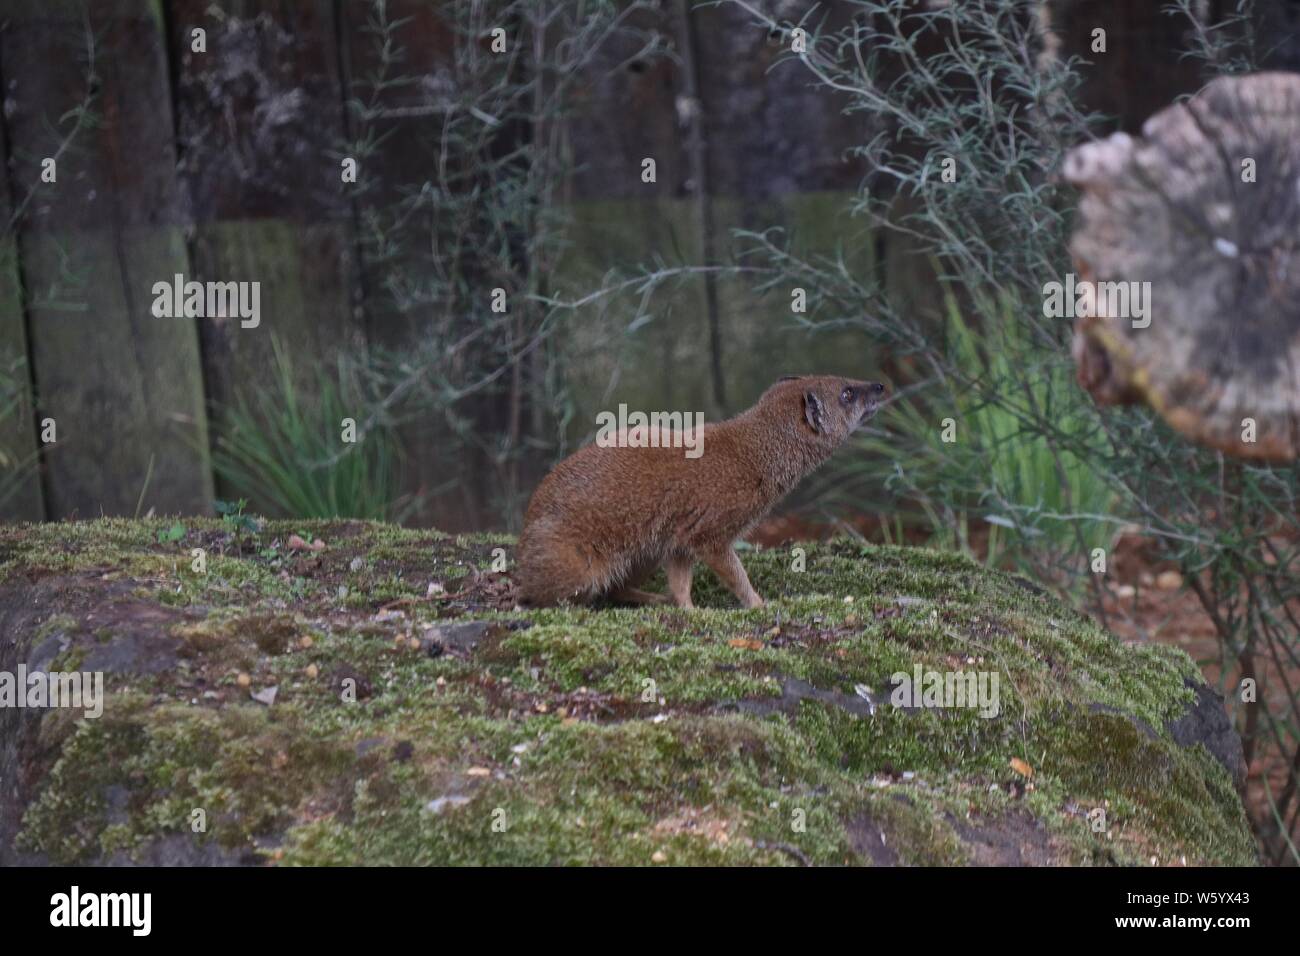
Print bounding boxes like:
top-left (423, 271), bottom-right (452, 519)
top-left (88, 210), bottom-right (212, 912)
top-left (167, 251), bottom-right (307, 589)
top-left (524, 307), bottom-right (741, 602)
top-left (688, 2), bottom-right (877, 404)
top-left (554, 1), bottom-right (714, 437)
top-left (0, 56), bottom-right (45, 522)
top-left (710, 193), bottom-right (880, 390)
top-left (335, 0), bottom-right (455, 349)
top-left (1, 0), bottom-right (212, 518)
top-left (1050, 0), bottom-right (1203, 132)
top-left (338, 0), bottom-right (537, 531)
top-left (689, 1), bottom-right (867, 199)
top-left (554, 197), bottom-right (709, 430)
top-left (168, 0), bottom-right (364, 499)
top-left (556, 1), bottom-right (875, 427)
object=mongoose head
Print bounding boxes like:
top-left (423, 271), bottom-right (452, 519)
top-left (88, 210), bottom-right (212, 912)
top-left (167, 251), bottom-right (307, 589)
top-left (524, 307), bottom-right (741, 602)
top-left (766, 374), bottom-right (888, 448)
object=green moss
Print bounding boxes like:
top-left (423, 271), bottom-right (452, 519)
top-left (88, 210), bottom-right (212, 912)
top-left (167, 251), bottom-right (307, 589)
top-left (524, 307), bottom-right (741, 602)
top-left (4, 520), bottom-right (1256, 866)
top-left (1038, 711), bottom-right (1255, 866)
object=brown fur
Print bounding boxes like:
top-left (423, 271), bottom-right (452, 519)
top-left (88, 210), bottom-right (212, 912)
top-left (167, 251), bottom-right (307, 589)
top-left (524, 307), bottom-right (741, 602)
top-left (516, 375), bottom-right (886, 608)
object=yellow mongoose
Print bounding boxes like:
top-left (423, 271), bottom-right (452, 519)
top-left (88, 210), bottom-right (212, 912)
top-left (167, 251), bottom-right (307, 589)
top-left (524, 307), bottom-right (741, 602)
top-left (517, 375), bottom-right (886, 608)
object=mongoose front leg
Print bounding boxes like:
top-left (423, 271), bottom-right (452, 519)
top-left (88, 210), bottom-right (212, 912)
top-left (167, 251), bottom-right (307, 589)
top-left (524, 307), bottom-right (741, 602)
top-left (667, 553), bottom-right (694, 608)
top-left (704, 546), bottom-right (764, 609)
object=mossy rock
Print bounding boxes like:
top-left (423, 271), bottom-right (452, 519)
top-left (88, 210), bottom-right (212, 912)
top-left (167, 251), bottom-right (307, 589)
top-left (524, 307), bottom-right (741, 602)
top-left (0, 519), bottom-right (1255, 866)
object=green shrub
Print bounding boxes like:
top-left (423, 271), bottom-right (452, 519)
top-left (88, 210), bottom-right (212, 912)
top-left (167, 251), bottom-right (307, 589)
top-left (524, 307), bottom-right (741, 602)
top-left (212, 339), bottom-right (412, 521)
top-left (851, 295), bottom-right (1122, 577)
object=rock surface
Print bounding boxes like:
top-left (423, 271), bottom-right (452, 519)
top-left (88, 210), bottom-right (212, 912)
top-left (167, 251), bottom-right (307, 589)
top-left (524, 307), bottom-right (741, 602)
top-left (0, 519), bottom-right (1255, 866)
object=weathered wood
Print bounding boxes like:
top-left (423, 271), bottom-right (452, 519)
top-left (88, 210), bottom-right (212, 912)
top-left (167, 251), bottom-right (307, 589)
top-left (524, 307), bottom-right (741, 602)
top-left (1065, 72), bottom-right (1300, 460)
top-left (562, 4), bottom-right (688, 205)
top-left (335, 0), bottom-right (455, 348)
top-left (554, 191), bottom-right (879, 446)
top-left (0, 66), bottom-right (45, 522)
top-left (556, 0), bottom-right (713, 436)
top-left (335, 0), bottom-right (493, 531)
top-left (688, 3), bottom-right (873, 411)
top-left (555, 197), bottom-right (710, 431)
top-left (710, 192), bottom-right (880, 395)
top-left (168, 0), bottom-right (364, 501)
top-left (0, 0), bottom-right (212, 517)
top-left (688, 1), bottom-right (867, 199)
top-left (1048, 0), bottom-right (1204, 134)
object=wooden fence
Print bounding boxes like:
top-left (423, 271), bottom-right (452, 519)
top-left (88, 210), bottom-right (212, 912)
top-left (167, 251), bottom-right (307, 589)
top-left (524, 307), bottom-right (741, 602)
top-left (0, 0), bottom-right (1214, 529)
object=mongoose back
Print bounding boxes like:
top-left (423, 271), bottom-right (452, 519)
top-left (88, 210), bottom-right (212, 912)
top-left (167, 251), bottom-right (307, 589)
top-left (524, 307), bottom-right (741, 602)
top-left (517, 375), bottom-right (886, 608)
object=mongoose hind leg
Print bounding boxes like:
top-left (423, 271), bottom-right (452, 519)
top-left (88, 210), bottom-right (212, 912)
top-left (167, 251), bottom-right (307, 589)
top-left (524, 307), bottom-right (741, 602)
top-left (702, 546), bottom-right (764, 609)
top-left (606, 556), bottom-right (671, 606)
top-left (608, 586), bottom-right (671, 606)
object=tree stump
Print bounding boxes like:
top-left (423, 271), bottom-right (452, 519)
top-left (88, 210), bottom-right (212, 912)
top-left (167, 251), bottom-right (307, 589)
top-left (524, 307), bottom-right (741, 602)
top-left (1064, 72), bottom-right (1300, 461)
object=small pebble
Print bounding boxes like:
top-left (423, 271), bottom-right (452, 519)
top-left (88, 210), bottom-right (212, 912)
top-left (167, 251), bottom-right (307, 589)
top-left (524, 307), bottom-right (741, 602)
top-left (1156, 570), bottom-right (1183, 590)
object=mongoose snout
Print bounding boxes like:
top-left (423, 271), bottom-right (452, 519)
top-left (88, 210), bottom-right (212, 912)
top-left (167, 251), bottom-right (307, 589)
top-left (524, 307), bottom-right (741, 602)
top-left (516, 375), bottom-right (888, 609)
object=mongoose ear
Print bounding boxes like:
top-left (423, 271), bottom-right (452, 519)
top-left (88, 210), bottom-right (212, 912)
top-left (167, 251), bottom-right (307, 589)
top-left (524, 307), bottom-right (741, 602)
top-left (803, 391), bottom-right (824, 433)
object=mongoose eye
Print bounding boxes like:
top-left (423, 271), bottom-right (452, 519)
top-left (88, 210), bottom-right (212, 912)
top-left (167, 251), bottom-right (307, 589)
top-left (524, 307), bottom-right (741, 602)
top-left (840, 387), bottom-right (854, 404)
